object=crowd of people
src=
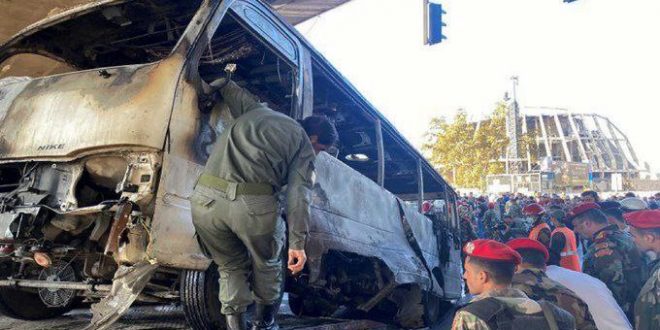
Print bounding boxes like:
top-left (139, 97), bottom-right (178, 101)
top-left (449, 190), bottom-right (660, 330)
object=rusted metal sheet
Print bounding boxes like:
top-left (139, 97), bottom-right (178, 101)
top-left (86, 260), bottom-right (159, 330)
top-left (0, 56), bottom-right (184, 161)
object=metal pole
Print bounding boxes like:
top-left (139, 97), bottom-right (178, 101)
top-left (0, 279), bottom-right (112, 291)
top-left (375, 119), bottom-right (385, 187)
top-left (417, 159), bottom-right (424, 213)
top-left (553, 112), bottom-right (572, 162)
top-left (423, 0), bottom-right (429, 45)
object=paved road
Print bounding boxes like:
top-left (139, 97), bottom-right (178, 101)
top-left (0, 306), bottom-right (456, 330)
top-left (0, 307), bottom-right (404, 330)
top-left (0, 295), bottom-right (458, 330)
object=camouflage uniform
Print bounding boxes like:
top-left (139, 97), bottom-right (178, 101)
top-left (501, 219), bottom-right (529, 242)
top-left (634, 258), bottom-right (660, 330)
top-left (582, 224), bottom-right (646, 320)
top-left (460, 218), bottom-right (478, 244)
top-left (451, 287), bottom-right (575, 330)
top-left (508, 202), bottom-right (523, 219)
top-left (512, 268), bottom-right (597, 330)
top-left (482, 209), bottom-right (502, 241)
top-left (459, 205), bottom-right (478, 244)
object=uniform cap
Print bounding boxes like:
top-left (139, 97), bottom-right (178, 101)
top-left (623, 210), bottom-right (660, 229)
top-left (567, 202), bottom-right (600, 220)
top-left (523, 203), bottom-right (545, 216)
top-left (598, 200), bottom-right (621, 210)
top-left (506, 238), bottom-right (549, 262)
top-left (620, 197), bottom-right (648, 212)
top-left (422, 201), bottom-right (432, 214)
top-left (463, 239), bottom-right (522, 265)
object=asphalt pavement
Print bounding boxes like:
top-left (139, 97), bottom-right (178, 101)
top-left (0, 295), bottom-right (459, 330)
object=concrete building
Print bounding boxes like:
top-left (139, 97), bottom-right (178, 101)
top-left (493, 105), bottom-right (651, 193)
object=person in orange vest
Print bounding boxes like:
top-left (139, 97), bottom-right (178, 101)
top-left (547, 209), bottom-right (581, 272)
top-left (525, 203), bottom-right (551, 248)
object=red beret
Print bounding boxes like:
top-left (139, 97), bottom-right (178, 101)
top-left (523, 203), bottom-right (545, 216)
top-left (464, 239), bottom-right (522, 265)
top-left (506, 238), bottom-right (549, 262)
top-left (422, 201), bottom-right (432, 213)
top-left (624, 210), bottom-right (660, 229)
top-left (568, 202), bottom-right (601, 220)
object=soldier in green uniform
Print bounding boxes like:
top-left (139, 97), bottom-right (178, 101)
top-left (501, 215), bottom-right (528, 242)
top-left (624, 210), bottom-right (660, 330)
top-left (482, 202), bottom-right (502, 241)
top-left (191, 79), bottom-right (337, 330)
top-left (507, 238), bottom-right (597, 330)
top-left (507, 198), bottom-right (523, 220)
top-left (451, 239), bottom-right (575, 330)
top-left (459, 203), bottom-right (478, 244)
top-left (569, 202), bottom-right (646, 322)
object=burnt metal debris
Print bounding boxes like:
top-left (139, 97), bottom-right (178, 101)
top-left (0, 0), bottom-right (463, 328)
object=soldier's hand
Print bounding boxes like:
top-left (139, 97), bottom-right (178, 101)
top-left (208, 77), bottom-right (228, 91)
top-left (287, 249), bottom-right (307, 275)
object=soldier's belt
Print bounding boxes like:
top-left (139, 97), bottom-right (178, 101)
top-left (197, 173), bottom-right (273, 196)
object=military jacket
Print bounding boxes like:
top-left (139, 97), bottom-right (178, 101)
top-left (203, 81), bottom-right (315, 250)
top-left (634, 259), bottom-right (659, 330)
top-left (460, 217), bottom-right (478, 244)
top-left (502, 220), bottom-right (529, 242)
top-left (583, 225), bottom-right (646, 319)
top-left (508, 203), bottom-right (523, 219)
top-left (482, 209), bottom-right (502, 240)
top-left (451, 287), bottom-right (575, 330)
top-left (512, 268), bottom-right (597, 330)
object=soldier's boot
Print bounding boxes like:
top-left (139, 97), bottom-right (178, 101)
top-left (226, 313), bottom-right (247, 330)
top-left (250, 304), bottom-right (279, 330)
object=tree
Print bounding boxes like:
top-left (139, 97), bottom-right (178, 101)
top-left (423, 103), bottom-right (510, 189)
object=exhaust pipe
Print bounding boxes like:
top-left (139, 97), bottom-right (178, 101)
top-left (0, 279), bottom-right (112, 291)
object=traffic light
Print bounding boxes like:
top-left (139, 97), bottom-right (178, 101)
top-left (424, 1), bottom-right (446, 45)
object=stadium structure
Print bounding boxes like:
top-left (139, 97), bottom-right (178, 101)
top-left (487, 102), bottom-right (652, 193)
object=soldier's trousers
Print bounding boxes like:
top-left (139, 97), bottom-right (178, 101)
top-left (191, 184), bottom-right (285, 315)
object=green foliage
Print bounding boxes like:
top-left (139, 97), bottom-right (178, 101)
top-left (423, 103), bottom-right (510, 189)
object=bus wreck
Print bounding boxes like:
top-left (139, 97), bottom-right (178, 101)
top-left (0, 0), bottom-right (463, 328)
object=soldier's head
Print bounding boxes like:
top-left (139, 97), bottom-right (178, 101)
top-left (301, 115), bottom-right (338, 154)
top-left (548, 209), bottom-right (566, 227)
top-left (602, 207), bottom-right (627, 231)
top-left (463, 240), bottom-right (521, 295)
top-left (581, 190), bottom-right (599, 203)
top-left (506, 238), bottom-right (549, 271)
top-left (569, 203), bottom-right (608, 238)
top-left (625, 210), bottom-right (660, 254)
top-left (523, 203), bottom-right (545, 221)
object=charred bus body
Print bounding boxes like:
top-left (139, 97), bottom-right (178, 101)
top-left (0, 0), bottom-right (462, 328)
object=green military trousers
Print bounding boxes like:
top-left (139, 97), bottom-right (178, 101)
top-left (191, 184), bottom-right (285, 315)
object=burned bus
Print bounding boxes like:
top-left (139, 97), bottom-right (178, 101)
top-left (0, 0), bottom-right (462, 328)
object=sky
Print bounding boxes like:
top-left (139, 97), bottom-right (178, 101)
top-left (296, 0), bottom-right (660, 175)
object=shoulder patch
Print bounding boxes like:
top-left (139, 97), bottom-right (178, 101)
top-left (595, 231), bottom-right (607, 240)
top-left (594, 248), bottom-right (613, 258)
top-left (594, 242), bottom-right (611, 250)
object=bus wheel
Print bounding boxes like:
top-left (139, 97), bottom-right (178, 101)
top-left (181, 265), bottom-right (226, 330)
